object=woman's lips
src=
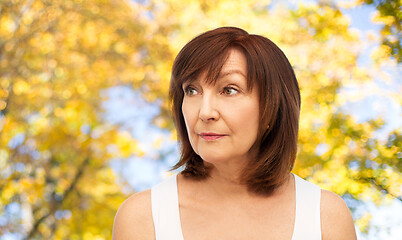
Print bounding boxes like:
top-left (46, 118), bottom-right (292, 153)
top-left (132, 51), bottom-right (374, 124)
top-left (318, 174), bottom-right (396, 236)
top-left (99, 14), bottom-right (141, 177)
top-left (199, 132), bottom-right (226, 141)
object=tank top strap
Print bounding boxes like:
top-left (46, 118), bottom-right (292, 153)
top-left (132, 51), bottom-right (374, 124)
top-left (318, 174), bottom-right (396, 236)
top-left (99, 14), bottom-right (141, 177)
top-left (292, 174), bottom-right (322, 240)
top-left (151, 173), bottom-right (184, 240)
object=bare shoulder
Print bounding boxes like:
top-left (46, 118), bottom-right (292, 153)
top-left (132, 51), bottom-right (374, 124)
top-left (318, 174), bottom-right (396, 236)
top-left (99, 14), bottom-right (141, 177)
top-left (112, 190), bottom-right (155, 240)
top-left (320, 189), bottom-right (357, 240)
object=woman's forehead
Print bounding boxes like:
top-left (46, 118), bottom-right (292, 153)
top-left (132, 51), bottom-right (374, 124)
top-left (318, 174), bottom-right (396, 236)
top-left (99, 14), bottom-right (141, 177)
top-left (182, 49), bottom-right (248, 86)
top-left (221, 49), bottom-right (247, 74)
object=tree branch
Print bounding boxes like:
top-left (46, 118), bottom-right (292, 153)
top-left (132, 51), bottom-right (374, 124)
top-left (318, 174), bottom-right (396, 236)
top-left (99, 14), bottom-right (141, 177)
top-left (369, 178), bottom-right (402, 202)
top-left (25, 157), bottom-right (90, 239)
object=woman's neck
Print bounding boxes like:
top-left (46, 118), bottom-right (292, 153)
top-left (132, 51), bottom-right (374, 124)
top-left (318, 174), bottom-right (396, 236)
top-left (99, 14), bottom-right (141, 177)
top-left (207, 166), bottom-right (248, 196)
top-left (199, 159), bottom-right (274, 201)
top-left (201, 161), bottom-right (293, 200)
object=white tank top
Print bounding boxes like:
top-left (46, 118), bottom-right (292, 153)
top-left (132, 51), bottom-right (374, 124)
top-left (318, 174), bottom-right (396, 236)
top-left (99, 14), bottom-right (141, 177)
top-left (151, 173), bottom-right (321, 240)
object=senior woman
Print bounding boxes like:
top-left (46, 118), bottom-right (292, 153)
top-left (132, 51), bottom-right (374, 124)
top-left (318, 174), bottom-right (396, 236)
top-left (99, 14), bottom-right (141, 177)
top-left (113, 27), bottom-right (357, 239)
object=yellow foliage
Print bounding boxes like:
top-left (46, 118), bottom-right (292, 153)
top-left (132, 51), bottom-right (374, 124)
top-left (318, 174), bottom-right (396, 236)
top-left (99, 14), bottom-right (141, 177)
top-left (13, 79), bottom-right (30, 95)
top-left (371, 44), bottom-right (392, 62)
top-left (0, 0), bottom-right (400, 239)
top-left (0, 100), bottom-right (6, 110)
top-left (0, 14), bottom-right (15, 38)
top-left (356, 212), bottom-right (372, 233)
top-left (372, 12), bottom-right (396, 25)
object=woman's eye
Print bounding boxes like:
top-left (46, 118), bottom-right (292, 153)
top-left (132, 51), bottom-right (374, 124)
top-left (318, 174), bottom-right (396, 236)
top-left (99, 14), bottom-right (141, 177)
top-left (184, 87), bottom-right (198, 96)
top-left (223, 87), bottom-right (238, 95)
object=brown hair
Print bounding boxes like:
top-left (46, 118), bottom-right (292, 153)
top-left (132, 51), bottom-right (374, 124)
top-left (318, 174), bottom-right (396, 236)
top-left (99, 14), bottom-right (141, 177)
top-left (169, 27), bottom-right (300, 195)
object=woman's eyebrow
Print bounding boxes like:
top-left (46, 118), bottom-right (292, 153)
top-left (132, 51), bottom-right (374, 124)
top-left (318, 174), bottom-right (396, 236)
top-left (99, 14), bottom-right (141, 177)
top-left (219, 69), bottom-right (247, 78)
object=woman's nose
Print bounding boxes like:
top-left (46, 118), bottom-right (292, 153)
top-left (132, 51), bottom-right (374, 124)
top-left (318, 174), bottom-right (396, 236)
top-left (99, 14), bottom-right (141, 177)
top-left (199, 94), bottom-right (219, 122)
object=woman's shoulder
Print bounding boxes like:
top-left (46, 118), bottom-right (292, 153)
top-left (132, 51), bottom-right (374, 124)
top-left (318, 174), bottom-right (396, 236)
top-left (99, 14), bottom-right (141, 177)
top-left (112, 190), bottom-right (155, 240)
top-left (320, 189), bottom-right (357, 240)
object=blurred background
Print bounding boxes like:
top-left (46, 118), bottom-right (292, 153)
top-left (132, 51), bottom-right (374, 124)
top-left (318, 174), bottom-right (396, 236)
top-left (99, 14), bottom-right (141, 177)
top-left (0, 0), bottom-right (401, 239)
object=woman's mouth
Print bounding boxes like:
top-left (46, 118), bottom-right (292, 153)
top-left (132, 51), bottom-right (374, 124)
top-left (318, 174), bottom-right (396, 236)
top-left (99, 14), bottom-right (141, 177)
top-left (199, 132), bottom-right (226, 141)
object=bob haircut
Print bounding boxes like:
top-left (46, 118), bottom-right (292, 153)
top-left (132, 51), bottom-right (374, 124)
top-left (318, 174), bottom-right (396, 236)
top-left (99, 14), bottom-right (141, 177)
top-left (169, 27), bottom-right (301, 195)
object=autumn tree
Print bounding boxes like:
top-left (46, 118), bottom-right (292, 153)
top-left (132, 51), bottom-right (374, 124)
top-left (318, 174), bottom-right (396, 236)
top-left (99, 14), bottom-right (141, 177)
top-left (359, 0), bottom-right (401, 62)
top-left (0, 0), bottom-right (149, 238)
top-left (0, 0), bottom-right (400, 239)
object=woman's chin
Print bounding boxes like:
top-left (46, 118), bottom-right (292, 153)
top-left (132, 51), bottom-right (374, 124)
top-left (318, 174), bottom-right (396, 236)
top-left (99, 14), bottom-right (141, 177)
top-left (199, 154), bottom-right (230, 165)
top-left (199, 154), bottom-right (245, 169)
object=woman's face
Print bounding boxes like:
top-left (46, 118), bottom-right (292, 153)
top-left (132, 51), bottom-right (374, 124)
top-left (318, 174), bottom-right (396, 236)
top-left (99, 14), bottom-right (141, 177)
top-left (181, 48), bottom-right (260, 166)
